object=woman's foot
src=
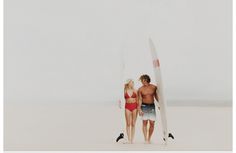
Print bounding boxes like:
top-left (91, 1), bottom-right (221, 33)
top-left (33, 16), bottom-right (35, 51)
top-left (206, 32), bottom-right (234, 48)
top-left (123, 140), bottom-right (131, 144)
top-left (144, 140), bottom-right (151, 144)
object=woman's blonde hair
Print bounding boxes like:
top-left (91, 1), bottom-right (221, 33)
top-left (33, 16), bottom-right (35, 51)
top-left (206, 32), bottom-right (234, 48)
top-left (124, 79), bottom-right (134, 92)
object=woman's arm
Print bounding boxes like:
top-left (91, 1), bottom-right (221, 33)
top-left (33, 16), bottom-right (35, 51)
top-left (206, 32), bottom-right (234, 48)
top-left (133, 90), bottom-right (137, 103)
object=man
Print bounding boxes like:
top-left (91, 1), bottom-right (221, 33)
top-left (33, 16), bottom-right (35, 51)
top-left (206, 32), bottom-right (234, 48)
top-left (138, 74), bottom-right (159, 144)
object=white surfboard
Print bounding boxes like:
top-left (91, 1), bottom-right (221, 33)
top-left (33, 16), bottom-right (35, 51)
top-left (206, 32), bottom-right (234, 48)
top-left (116, 49), bottom-right (126, 142)
top-left (148, 38), bottom-right (173, 144)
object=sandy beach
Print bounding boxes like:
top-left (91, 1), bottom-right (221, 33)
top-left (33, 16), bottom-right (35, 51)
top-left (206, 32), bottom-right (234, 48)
top-left (4, 102), bottom-right (232, 151)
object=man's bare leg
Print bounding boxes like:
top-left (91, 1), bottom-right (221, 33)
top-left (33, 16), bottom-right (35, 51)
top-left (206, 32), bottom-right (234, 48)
top-left (125, 109), bottom-right (132, 143)
top-left (147, 120), bottom-right (155, 143)
top-left (131, 109), bottom-right (138, 143)
top-left (142, 120), bottom-right (148, 143)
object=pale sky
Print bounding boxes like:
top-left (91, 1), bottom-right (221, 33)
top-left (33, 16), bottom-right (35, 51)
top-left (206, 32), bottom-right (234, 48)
top-left (5, 0), bottom-right (232, 105)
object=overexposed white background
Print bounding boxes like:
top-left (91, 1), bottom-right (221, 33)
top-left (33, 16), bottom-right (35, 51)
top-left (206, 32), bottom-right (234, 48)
top-left (2, 0), bottom-right (233, 151)
top-left (5, 0), bottom-right (232, 105)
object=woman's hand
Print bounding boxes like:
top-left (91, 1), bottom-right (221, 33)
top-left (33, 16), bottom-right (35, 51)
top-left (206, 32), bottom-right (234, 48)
top-left (118, 100), bottom-right (122, 109)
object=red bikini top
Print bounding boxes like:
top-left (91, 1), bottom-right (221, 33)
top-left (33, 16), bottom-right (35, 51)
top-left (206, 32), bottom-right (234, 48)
top-left (124, 91), bottom-right (137, 99)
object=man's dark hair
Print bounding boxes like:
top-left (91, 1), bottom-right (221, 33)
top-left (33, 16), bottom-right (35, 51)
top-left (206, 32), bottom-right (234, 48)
top-left (139, 74), bottom-right (151, 83)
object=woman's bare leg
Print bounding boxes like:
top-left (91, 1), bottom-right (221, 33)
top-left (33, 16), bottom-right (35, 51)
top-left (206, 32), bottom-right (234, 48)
top-left (125, 109), bottom-right (132, 143)
top-left (131, 109), bottom-right (137, 143)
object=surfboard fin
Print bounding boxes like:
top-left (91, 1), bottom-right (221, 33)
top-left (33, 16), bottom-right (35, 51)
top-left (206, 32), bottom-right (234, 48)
top-left (168, 133), bottom-right (174, 139)
top-left (163, 133), bottom-right (174, 142)
top-left (116, 133), bottom-right (124, 142)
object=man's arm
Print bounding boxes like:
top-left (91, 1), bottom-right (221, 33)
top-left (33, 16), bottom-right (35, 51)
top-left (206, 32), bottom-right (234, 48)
top-left (137, 88), bottom-right (142, 111)
top-left (137, 88), bottom-right (144, 115)
top-left (154, 86), bottom-right (160, 110)
top-left (154, 86), bottom-right (159, 102)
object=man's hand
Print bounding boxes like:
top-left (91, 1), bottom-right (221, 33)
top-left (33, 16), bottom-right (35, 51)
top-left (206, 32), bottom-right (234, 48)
top-left (138, 108), bottom-right (144, 116)
top-left (155, 101), bottom-right (160, 110)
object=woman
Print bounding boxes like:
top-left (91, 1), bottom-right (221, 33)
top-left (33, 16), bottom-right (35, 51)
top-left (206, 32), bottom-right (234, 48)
top-left (124, 79), bottom-right (138, 143)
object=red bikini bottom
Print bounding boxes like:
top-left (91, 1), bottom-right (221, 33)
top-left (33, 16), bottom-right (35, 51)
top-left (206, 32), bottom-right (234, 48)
top-left (125, 102), bottom-right (138, 112)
